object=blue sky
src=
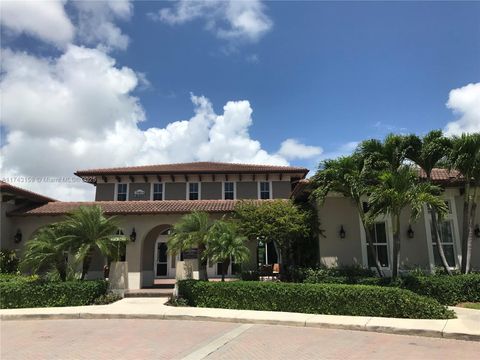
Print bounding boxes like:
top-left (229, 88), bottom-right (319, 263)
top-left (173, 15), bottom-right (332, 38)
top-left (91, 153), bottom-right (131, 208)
top-left (1, 1), bottom-right (479, 200)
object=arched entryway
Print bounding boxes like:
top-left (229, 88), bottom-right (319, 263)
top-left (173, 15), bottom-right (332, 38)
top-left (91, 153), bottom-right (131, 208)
top-left (141, 224), bottom-right (174, 287)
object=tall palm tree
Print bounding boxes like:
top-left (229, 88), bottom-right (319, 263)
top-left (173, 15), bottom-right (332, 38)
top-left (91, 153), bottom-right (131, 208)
top-left (369, 166), bottom-right (448, 279)
top-left (404, 130), bottom-right (453, 274)
top-left (312, 154), bottom-right (384, 276)
top-left (205, 220), bottom-right (250, 281)
top-left (20, 224), bottom-right (70, 281)
top-left (168, 211), bottom-right (211, 280)
top-left (63, 206), bottom-right (122, 280)
top-left (449, 133), bottom-right (480, 274)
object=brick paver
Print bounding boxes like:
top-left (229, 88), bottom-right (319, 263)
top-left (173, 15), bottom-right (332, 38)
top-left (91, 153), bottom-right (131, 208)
top-left (1, 319), bottom-right (479, 360)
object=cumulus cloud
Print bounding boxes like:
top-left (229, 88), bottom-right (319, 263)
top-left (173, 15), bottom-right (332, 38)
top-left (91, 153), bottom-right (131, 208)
top-left (150, 0), bottom-right (272, 42)
top-left (72, 0), bottom-right (133, 51)
top-left (278, 139), bottom-right (323, 160)
top-left (444, 83), bottom-right (480, 136)
top-left (0, 46), bottom-right (319, 201)
top-left (0, 0), bottom-right (74, 47)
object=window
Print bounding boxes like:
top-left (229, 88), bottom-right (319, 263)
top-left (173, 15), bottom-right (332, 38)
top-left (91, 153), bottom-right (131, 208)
top-left (257, 240), bottom-right (278, 266)
top-left (259, 182), bottom-right (270, 199)
top-left (367, 222), bottom-right (389, 268)
top-left (431, 220), bottom-right (456, 267)
top-left (224, 182), bottom-right (234, 200)
top-left (188, 182), bottom-right (199, 200)
top-left (117, 183), bottom-right (127, 201)
top-left (153, 183), bottom-right (163, 201)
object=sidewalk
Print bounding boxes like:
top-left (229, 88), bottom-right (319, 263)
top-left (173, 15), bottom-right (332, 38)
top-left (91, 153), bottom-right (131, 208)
top-left (1, 298), bottom-right (479, 341)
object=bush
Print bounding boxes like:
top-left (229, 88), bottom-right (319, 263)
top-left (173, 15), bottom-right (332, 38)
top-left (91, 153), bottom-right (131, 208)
top-left (0, 249), bottom-right (19, 274)
top-left (401, 274), bottom-right (480, 305)
top-left (92, 292), bottom-right (122, 305)
top-left (178, 280), bottom-right (454, 319)
top-left (302, 266), bottom-right (378, 285)
top-left (0, 277), bottom-right (108, 309)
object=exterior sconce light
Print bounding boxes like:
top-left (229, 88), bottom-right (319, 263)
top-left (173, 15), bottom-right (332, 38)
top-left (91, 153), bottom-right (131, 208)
top-left (407, 225), bottom-right (414, 239)
top-left (14, 229), bottom-right (22, 244)
top-left (339, 225), bottom-right (346, 239)
top-left (475, 224), bottom-right (480, 239)
top-left (130, 228), bottom-right (137, 242)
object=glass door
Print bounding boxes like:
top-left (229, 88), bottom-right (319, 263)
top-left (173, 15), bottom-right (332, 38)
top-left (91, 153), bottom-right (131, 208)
top-left (155, 241), bottom-right (168, 277)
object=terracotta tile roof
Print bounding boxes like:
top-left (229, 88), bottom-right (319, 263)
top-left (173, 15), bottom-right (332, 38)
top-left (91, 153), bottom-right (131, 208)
top-left (0, 181), bottom-right (56, 203)
top-left (75, 162), bottom-right (309, 177)
top-left (419, 168), bottom-right (463, 182)
top-left (8, 199), bottom-right (282, 217)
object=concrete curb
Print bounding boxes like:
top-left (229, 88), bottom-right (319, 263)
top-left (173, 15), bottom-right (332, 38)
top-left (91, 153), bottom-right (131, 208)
top-left (1, 310), bottom-right (478, 342)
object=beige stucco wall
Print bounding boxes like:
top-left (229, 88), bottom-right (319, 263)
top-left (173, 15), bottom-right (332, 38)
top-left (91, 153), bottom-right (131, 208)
top-left (398, 207), bottom-right (430, 269)
top-left (317, 196), bottom-right (363, 267)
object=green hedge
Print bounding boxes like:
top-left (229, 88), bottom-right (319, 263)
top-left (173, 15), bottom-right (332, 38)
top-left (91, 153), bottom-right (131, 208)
top-left (401, 274), bottom-right (480, 306)
top-left (178, 280), bottom-right (454, 319)
top-left (0, 278), bottom-right (108, 309)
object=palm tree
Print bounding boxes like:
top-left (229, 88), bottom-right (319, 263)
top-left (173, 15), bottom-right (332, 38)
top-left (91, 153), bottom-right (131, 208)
top-left (63, 206), bottom-right (122, 280)
top-left (312, 154), bottom-right (384, 277)
top-left (205, 220), bottom-right (250, 281)
top-left (20, 224), bottom-right (70, 281)
top-left (168, 211), bottom-right (211, 280)
top-left (449, 133), bottom-right (480, 274)
top-left (403, 130), bottom-right (453, 274)
top-left (369, 166), bottom-right (448, 279)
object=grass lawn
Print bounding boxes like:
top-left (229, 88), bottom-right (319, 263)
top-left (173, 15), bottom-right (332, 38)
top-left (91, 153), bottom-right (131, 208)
top-left (457, 303), bottom-right (480, 310)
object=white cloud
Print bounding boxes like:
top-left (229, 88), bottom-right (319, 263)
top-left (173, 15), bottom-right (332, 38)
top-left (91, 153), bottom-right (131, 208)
top-left (73, 0), bottom-right (133, 51)
top-left (150, 0), bottom-right (272, 42)
top-left (0, 0), bottom-right (74, 47)
top-left (278, 139), bottom-right (323, 160)
top-left (444, 83), bottom-right (480, 136)
top-left (1, 46), bottom-right (319, 201)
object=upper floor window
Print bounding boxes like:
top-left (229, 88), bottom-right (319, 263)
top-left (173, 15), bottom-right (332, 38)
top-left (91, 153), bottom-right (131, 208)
top-left (188, 183), bottom-right (199, 200)
top-left (224, 182), bottom-right (234, 200)
top-left (117, 183), bottom-right (127, 201)
top-left (259, 182), bottom-right (270, 199)
top-left (153, 183), bottom-right (163, 201)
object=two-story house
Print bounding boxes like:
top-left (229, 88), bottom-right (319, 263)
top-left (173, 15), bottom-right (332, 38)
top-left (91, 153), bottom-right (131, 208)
top-left (4, 162), bottom-right (308, 288)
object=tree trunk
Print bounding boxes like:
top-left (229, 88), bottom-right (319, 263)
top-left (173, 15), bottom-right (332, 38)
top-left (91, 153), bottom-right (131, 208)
top-left (198, 244), bottom-right (208, 281)
top-left (461, 183), bottom-right (471, 274)
top-left (222, 259), bottom-right (230, 282)
top-left (81, 247), bottom-right (94, 280)
top-left (364, 222), bottom-right (384, 277)
top-left (56, 259), bottom-right (67, 282)
top-left (465, 186), bottom-right (478, 274)
top-left (431, 207), bottom-right (452, 275)
top-left (392, 215), bottom-right (401, 280)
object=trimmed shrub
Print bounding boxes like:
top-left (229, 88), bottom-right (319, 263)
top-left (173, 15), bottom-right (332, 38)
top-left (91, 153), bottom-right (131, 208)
top-left (0, 249), bottom-right (19, 274)
top-left (178, 280), bottom-right (454, 319)
top-left (401, 274), bottom-right (480, 305)
top-left (0, 278), bottom-right (108, 309)
top-left (92, 292), bottom-right (122, 305)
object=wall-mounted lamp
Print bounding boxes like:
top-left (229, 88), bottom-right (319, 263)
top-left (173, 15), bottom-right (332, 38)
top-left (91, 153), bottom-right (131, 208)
top-left (14, 229), bottom-right (22, 244)
top-left (130, 228), bottom-right (137, 242)
top-left (339, 225), bottom-right (346, 239)
top-left (475, 224), bottom-right (480, 239)
top-left (407, 225), bottom-right (414, 239)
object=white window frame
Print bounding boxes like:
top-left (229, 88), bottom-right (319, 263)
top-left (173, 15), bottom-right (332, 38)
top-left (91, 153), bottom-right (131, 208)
top-left (258, 181), bottom-right (272, 200)
top-left (359, 213), bottom-right (393, 274)
top-left (366, 221), bottom-right (390, 269)
top-left (423, 196), bottom-right (461, 271)
top-left (114, 183), bottom-right (129, 201)
top-left (222, 181), bottom-right (236, 200)
top-left (187, 182), bottom-right (201, 200)
top-left (151, 182), bottom-right (164, 201)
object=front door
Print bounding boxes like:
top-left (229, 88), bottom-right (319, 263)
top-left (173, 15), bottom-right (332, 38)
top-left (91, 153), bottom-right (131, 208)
top-left (155, 239), bottom-right (169, 278)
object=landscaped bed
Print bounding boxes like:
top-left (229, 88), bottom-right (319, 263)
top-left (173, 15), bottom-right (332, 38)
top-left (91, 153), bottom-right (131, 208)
top-left (177, 280), bottom-right (455, 319)
top-left (0, 274), bottom-right (117, 309)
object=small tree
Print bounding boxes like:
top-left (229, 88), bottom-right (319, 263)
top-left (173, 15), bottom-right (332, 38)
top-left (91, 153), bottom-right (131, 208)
top-left (168, 211), bottom-right (211, 280)
top-left (233, 200), bottom-right (310, 273)
top-left (63, 206), bottom-right (122, 280)
top-left (205, 220), bottom-right (249, 281)
top-left (449, 133), bottom-right (480, 274)
top-left (20, 224), bottom-right (70, 281)
top-left (369, 166), bottom-right (448, 279)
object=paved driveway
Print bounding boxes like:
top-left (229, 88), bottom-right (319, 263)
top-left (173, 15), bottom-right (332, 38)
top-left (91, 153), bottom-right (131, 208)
top-left (1, 319), bottom-right (479, 359)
